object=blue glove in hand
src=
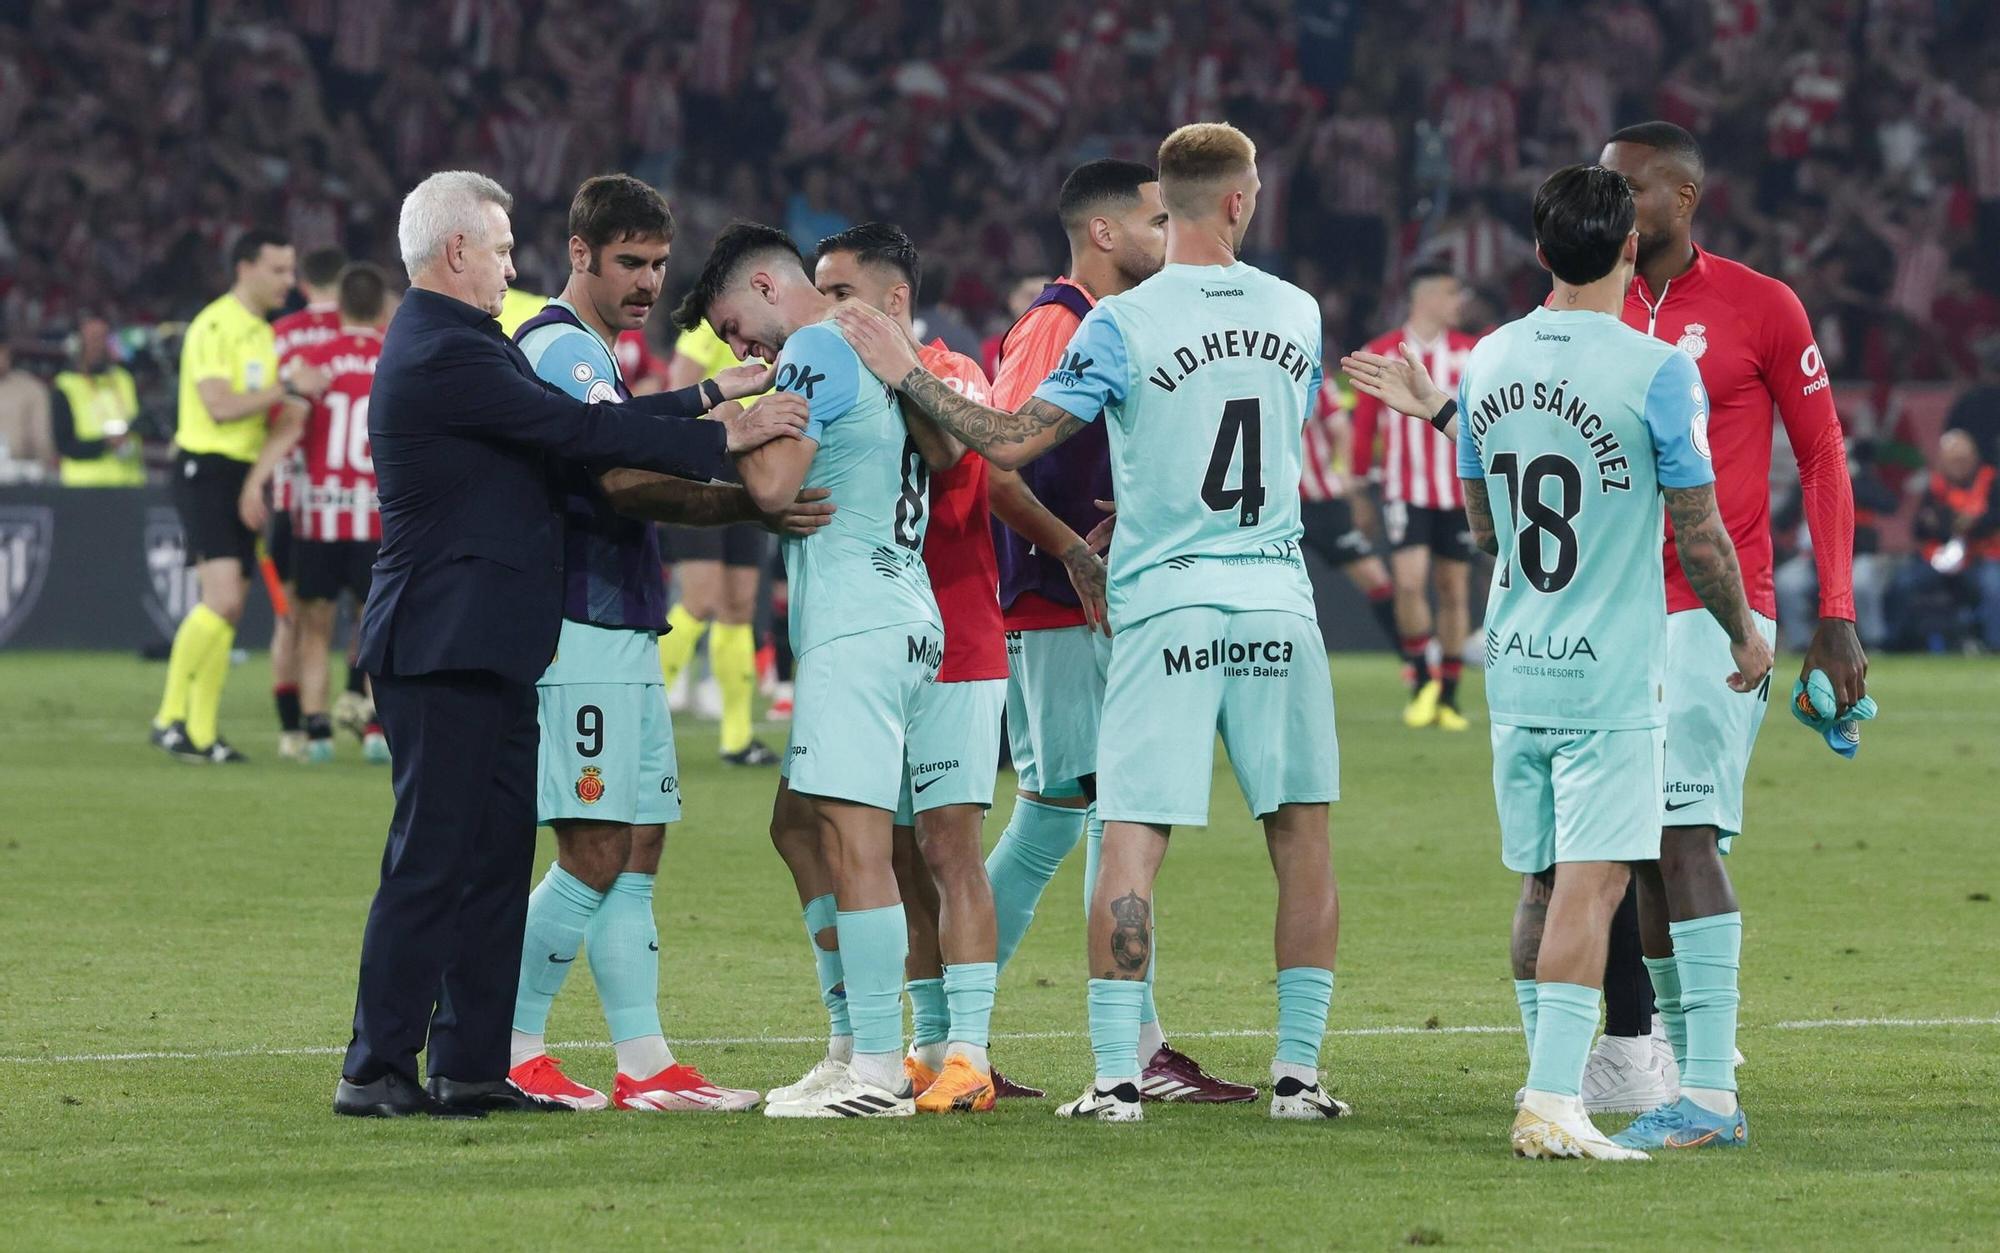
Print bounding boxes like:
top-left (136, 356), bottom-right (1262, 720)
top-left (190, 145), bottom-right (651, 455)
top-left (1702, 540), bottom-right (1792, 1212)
top-left (1789, 668), bottom-right (1879, 759)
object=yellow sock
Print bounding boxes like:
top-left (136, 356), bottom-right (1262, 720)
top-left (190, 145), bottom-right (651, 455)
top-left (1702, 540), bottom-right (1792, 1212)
top-left (659, 604), bottom-right (708, 689)
top-left (155, 604), bottom-right (227, 728)
top-left (186, 612), bottom-right (237, 749)
top-left (711, 622), bottom-right (757, 754)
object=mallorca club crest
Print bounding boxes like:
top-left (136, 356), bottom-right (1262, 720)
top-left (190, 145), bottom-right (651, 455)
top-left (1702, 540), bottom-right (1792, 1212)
top-left (575, 765), bottom-right (606, 805)
top-left (0, 505), bottom-right (55, 647)
top-left (1675, 322), bottom-right (1708, 361)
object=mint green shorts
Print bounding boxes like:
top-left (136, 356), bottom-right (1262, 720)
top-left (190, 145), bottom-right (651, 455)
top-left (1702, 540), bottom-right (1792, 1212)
top-left (894, 677), bottom-right (1006, 824)
top-left (1018, 624), bottom-right (1109, 797)
top-left (1662, 609), bottom-right (1777, 849)
top-left (1490, 723), bottom-right (1665, 873)
top-left (786, 622), bottom-right (944, 811)
top-left (1003, 632), bottom-right (1041, 793)
top-left (1096, 607), bottom-right (1337, 826)
top-left (536, 681), bottom-right (680, 826)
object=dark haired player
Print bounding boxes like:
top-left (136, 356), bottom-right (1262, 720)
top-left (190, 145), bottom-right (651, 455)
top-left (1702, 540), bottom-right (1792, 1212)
top-left (504, 176), bottom-right (819, 1113)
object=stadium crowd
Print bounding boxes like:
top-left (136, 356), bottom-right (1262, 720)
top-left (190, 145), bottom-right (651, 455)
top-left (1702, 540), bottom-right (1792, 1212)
top-left (1, 0), bottom-right (1998, 648)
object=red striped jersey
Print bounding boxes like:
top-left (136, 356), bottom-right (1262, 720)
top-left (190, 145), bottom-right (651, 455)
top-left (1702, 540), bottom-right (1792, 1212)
top-left (1299, 381), bottom-right (1350, 502)
top-left (1350, 327), bottom-right (1476, 509)
top-left (292, 329), bottom-right (383, 543)
top-left (270, 304), bottom-right (341, 514)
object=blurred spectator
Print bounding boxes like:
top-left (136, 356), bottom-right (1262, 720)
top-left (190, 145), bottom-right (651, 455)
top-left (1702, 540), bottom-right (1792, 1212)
top-left (0, 340), bottom-right (53, 480)
top-left (1891, 429), bottom-right (2000, 651)
top-left (50, 315), bottom-right (145, 486)
top-left (1774, 441), bottom-right (1899, 650)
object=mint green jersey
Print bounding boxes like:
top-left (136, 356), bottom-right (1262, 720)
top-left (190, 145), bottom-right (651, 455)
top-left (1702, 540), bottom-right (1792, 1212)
top-left (773, 318), bottom-right (940, 654)
top-left (1456, 306), bottom-right (1714, 730)
top-left (1031, 261), bottom-right (1322, 629)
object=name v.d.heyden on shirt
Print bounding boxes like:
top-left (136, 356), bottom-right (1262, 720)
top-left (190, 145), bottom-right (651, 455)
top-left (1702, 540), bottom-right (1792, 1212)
top-left (1463, 377), bottom-right (1636, 494)
top-left (1146, 326), bottom-right (1314, 394)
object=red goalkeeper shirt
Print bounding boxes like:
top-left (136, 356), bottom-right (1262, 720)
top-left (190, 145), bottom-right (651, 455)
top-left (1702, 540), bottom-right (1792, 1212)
top-left (1621, 245), bottom-right (1854, 621)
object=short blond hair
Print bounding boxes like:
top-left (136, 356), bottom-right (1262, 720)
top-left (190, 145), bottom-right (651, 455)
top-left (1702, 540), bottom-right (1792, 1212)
top-left (1157, 123), bottom-right (1258, 215)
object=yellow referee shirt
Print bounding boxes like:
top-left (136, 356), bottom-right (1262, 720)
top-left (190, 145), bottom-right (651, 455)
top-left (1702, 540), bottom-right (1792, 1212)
top-left (498, 288), bottom-right (553, 338)
top-left (672, 319), bottom-right (747, 381)
top-left (175, 293), bottom-right (278, 462)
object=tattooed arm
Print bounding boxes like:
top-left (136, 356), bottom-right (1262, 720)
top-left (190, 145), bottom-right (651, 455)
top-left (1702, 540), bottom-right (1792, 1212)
top-left (1462, 479), bottom-right (1500, 557)
top-left (896, 372), bottom-right (1084, 471)
top-left (1664, 483), bottom-right (1774, 692)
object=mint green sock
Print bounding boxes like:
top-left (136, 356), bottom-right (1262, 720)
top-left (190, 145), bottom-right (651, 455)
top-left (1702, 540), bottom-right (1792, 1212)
top-left (835, 904), bottom-right (907, 1057)
top-left (513, 865), bottom-right (604, 1034)
top-left (803, 894), bottom-right (848, 1038)
top-left (1088, 978), bottom-right (1145, 1083)
top-left (1513, 979), bottom-right (1539, 1057)
top-left (1670, 912), bottom-right (1741, 1093)
top-left (585, 872), bottom-right (662, 1043)
top-left (1275, 967), bottom-right (1334, 1067)
top-left (944, 961), bottom-right (997, 1049)
top-left (1525, 982), bottom-right (1600, 1098)
top-left (1643, 955), bottom-right (1686, 1072)
top-left (907, 977), bottom-right (948, 1047)
top-left (987, 798), bottom-right (1086, 971)
top-left (1084, 808), bottom-right (1159, 1025)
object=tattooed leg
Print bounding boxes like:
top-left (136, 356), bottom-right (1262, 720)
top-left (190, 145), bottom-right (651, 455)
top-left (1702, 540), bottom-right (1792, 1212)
top-left (1087, 821), bottom-right (1170, 983)
top-left (1512, 871), bottom-right (1553, 982)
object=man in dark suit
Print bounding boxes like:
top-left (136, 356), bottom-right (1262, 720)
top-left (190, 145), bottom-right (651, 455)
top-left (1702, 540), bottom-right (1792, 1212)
top-left (335, 171), bottom-right (807, 1118)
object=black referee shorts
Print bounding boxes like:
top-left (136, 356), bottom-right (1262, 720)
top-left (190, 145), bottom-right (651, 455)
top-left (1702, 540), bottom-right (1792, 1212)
top-left (658, 521), bottom-right (771, 568)
top-left (293, 539), bottom-right (379, 603)
top-left (1300, 498), bottom-right (1376, 567)
top-left (1385, 502), bottom-right (1474, 563)
top-left (267, 510), bottom-right (295, 584)
top-left (172, 451), bottom-right (256, 576)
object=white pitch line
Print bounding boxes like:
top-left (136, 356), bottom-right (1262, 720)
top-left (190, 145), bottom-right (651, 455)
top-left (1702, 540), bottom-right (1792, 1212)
top-left (3, 1016), bottom-right (1996, 1066)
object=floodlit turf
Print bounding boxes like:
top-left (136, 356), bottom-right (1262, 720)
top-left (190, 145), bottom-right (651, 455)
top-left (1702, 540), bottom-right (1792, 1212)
top-left (1, 649), bottom-right (1996, 1250)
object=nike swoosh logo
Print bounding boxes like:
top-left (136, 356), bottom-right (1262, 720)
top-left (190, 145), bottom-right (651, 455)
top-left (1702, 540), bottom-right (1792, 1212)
top-left (548, 953), bottom-right (575, 964)
top-left (912, 775), bottom-right (947, 793)
top-left (1664, 800), bottom-right (1701, 812)
top-left (648, 942), bottom-right (659, 952)
top-left (1666, 1128), bottom-right (1721, 1149)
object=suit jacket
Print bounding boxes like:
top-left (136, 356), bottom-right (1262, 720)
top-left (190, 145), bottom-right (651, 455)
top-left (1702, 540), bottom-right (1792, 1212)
top-left (357, 288), bottom-right (728, 684)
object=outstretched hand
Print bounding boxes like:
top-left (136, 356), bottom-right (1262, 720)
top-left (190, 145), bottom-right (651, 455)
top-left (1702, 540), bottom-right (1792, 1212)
top-left (714, 357), bottom-right (775, 400)
top-left (1341, 342), bottom-right (1449, 421)
top-left (832, 301), bottom-right (922, 387)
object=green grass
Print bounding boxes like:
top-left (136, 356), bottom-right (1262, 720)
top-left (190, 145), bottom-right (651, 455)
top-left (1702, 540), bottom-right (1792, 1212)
top-left (1, 650), bottom-right (1996, 1250)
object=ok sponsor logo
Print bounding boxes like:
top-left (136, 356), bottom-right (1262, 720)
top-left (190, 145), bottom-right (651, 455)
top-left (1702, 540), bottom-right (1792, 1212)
top-left (1160, 637), bottom-right (1294, 678)
top-left (775, 361), bottom-right (826, 399)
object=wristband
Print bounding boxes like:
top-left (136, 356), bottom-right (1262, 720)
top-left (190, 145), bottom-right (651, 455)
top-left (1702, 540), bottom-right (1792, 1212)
top-left (701, 378), bottom-right (725, 410)
top-left (1427, 398), bottom-right (1457, 433)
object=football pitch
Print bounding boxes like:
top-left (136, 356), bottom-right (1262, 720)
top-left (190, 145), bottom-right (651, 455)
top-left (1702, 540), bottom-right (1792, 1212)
top-left (2, 650), bottom-right (1995, 1250)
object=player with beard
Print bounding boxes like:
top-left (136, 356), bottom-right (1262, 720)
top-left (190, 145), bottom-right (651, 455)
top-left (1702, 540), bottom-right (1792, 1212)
top-left (503, 176), bottom-right (827, 1113)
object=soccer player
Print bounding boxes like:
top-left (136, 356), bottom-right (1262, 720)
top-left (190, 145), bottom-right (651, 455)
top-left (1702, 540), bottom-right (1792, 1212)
top-left (239, 263), bottom-right (395, 764)
top-left (677, 222), bottom-right (943, 1118)
top-left (838, 122), bottom-right (1347, 1123)
top-left (1349, 264), bottom-right (1479, 731)
top-left (1595, 122), bottom-right (1861, 1144)
top-left (151, 226), bottom-right (300, 764)
top-left (1454, 163), bottom-right (1770, 1159)
top-left (1299, 375), bottom-right (1400, 646)
top-left (267, 245), bottom-right (346, 762)
top-left (659, 314), bottom-right (778, 765)
top-left (810, 222), bottom-right (1007, 1113)
top-left (503, 176), bottom-right (814, 1113)
top-left (978, 158), bottom-right (1253, 1103)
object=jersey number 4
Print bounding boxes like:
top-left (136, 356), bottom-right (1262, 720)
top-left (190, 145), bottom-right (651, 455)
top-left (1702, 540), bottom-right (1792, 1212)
top-left (1202, 398), bottom-right (1266, 527)
top-left (1491, 451), bottom-right (1580, 593)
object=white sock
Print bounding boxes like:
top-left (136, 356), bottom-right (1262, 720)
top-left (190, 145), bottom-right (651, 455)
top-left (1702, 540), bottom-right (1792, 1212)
top-left (1596, 1033), bottom-right (1652, 1067)
top-left (912, 1041), bottom-right (947, 1070)
top-left (614, 1034), bottom-right (675, 1079)
top-left (1682, 1085), bottom-right (1738, 1116)
top-left (1272, 1059), bottom-right (1317, 1088)
top-left (828, 1034), bottom-right (855, 1064)
top-left (509, 1030), bottom-right (545, 1069)
top-left (1138, 1018), bottom-right (1167, 1060)
top-left (947, 1041), bottom-right (989, 1072)
top-left (851, 1050), bottom-right (902, 1091)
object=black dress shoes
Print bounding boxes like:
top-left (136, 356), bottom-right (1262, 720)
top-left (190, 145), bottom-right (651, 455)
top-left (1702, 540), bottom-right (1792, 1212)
top-left (425, 1076), bottom-right (574, 1113)
top-left (334, 1071), bottom-right (485, 1119)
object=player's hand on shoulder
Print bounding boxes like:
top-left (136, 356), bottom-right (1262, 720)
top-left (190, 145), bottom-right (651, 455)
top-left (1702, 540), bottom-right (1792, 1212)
top-left (720, 391), bottom-right (811, 453)
top-left (763, 486), bottom-right (836, 537)
top-left (714, 357), bottom-right (775, 400)
top-left (831, 302), bottom-right (921, 386)
top-left (1341, 342), bottom-right (1447, 420)
top-left (1726, 632), bottom-right (1774, 694)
